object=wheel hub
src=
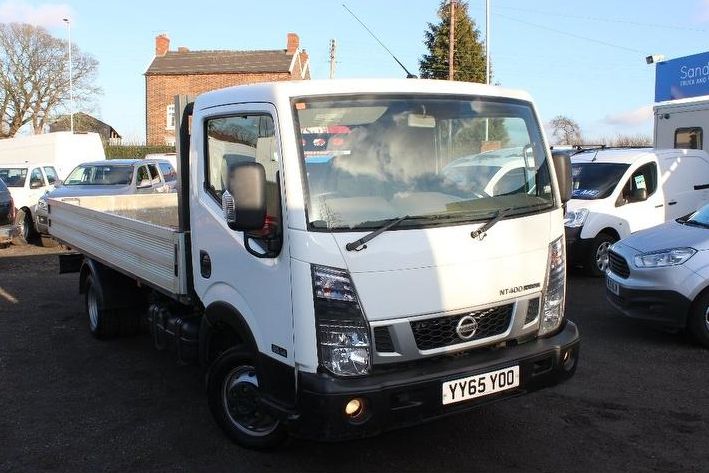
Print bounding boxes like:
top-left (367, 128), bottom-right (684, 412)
top-left (222, 366), bottom-right (279, 437)
top-left (596, 241), bottom-right (611, 272)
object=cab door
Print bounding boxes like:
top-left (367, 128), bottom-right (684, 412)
top-left (614, 161), bottom-right (664, 234)
top-left (190, 103), bottom-right (294, 367)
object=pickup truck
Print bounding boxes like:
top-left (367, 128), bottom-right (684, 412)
top-left (49, 79), bottom-right (580, 448)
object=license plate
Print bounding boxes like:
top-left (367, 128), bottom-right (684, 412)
top-left (606, 277), bottom-right (620, 296)
top-left (442, 366), bottom-right (519, 405)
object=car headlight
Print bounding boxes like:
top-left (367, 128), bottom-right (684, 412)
top-left (312, 265), bottom-right (371, 377)
top-left (539, 236), bottom-right (566, 337)
top-left (37, 198), bottom-right (48, 211)
top-left (564, 208), bottom-right (588, 228)
top-left (634, 248), bottom-right (696, 268)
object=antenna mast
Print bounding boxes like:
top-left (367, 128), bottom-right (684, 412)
top-left (342, 4), bottom-right (417, 78)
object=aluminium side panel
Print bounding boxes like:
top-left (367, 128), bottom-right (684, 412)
top-left (48, 194), bottom-right (187, 297)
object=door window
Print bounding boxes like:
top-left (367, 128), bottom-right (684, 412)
top-left (619, 162), bottom-right (657, 205)
top-left (43, 167), bottom-right (58, 185)
top-left (148, 164), bottom-right (161, 185)
top-left (136, 166), bottom-right (151, 187)
top-left (159, 162), bottom-right (177, 182)
top-left (30, 168), bottom-right (44, 188)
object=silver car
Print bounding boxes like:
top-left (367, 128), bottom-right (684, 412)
top-left (36, 158), bottom-right (176, 234)
top-left (606, 203), bottom-right (709, 347)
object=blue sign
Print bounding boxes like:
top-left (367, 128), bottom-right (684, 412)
top-left (655, 51), bottom-right (709, 102)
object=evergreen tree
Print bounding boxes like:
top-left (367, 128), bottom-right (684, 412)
top-left (419, 1), bottom-right (487, 82)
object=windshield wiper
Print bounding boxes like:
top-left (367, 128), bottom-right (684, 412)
top-left (470, 208), bottom-right (513, 241)
top-left (345, 215), bottom-right (413, 252)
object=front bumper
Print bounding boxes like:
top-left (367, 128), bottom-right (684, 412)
top-left (290, 321), bottom-right (579, 441)
top-left (606, 276), bottom-right (691, 328)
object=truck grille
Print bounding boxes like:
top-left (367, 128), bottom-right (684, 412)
top-left (410, 304), bottom-right (514, 350)
top-left (608, 250), bottom-right (630, 279)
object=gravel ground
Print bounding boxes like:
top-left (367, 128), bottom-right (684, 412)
top-left (0, 250), bottom-right (706, 472)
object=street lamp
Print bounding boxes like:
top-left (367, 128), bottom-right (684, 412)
top-left (62, 18), bottom-right (73, 133)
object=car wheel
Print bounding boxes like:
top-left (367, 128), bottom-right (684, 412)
top-left (12, 209), bottom-right (36, 245)
top-left (688, 292), bottom-right (709, 348)
top-left (585, 233), bottom-right (616, 277)
top-left (207, 346), bottom-right (286, 449)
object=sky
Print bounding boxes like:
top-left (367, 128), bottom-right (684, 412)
top-left (1, 0), bottom-right (708, 143)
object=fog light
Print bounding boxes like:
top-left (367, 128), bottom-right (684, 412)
top-left (562, 349), bottom-right (577, 372)
top-left (345, 398), bottom-right (363, 416)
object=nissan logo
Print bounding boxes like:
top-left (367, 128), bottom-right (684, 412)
top-left (456, 315), bottom-right (479, 340)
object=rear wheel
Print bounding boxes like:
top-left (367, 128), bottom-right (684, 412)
top-left (84, 272), bottom-right (141, 339)
top-left (688, 292), bottom-right (709, 348)
top-left (207, 346), bottom-right (286, 449)
top-left (585, 233), bottom-right (616, 277)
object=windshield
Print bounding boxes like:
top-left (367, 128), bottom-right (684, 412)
top-left (295, 95), bottom-right (553, 230)
top-left (0, 168), bottom-right (28, 187)
top-left (571, 163), bottom-right (629, 200)
top-left (64, 164), bottom-right (133, 186)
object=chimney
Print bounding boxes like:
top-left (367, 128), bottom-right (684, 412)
top-left (286, 32), bottom-right (299, 55)
top-left (155, 34), bottom-right (170, 57)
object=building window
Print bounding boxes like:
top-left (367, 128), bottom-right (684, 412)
top-left (675, 127), bottom-right (703, 150)
top-left (164, 137), bottom-right (176, 147)
top-left (166, 104), bottom-right (175, 130)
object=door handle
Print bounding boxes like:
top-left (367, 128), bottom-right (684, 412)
top-left (668, 201), bottom-right (677, 206)
top-left (654, 204), bottom-right (663, 208)
top-left (199, 250), bottom-right (212, 278)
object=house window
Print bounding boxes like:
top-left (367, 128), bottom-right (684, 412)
top-left (166, 104), bottom-right (175, 130)
top-left (675, 127), bottom-right (703, 150)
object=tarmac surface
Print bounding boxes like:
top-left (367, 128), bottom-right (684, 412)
top-left (0, 246), bottom-right (706, 472)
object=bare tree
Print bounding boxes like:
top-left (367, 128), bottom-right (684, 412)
top-left (0, 23), bottom-right (100, 138)
top-left (549, 115), bottom-right (582, 145)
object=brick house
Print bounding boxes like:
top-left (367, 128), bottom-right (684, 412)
top-left (145, 33), bottom-right (310, 146)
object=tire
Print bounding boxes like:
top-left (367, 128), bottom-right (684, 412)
top-left (688, 292), bottom-right (709, 348)
top-left (12, 208), bottom-right (36, 246)
top-left (84, 273), bottom-right (141, 339)
top-left (585, 233), bottom-right (617, 277)
top-left (207, 347), bottom-right (286, 449)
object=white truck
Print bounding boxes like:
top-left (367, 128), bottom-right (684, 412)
top-left (48, 79), bottom-right (579, 448)
top-left (0, 131), bottom-right (105, 180)
top-left (564, 147), bottom-right (709, 276)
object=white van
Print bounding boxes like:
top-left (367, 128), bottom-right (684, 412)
top-left (0, 162), bottom-right (58, 243)
top-left (564, 147), bottom-right (709, 276)
top-left (0, 131), bottom-right (105, 181)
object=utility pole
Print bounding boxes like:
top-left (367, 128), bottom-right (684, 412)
top-left (448, 0), bottom-right (456, 80)
top-left (62, 18), bottom-right (74, 133)
top-left (485, 0), bottom-right (490, 85)
top-left (329, 39), bottom-right (337, 79)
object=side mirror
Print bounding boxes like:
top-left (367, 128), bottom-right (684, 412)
top-left (552, 153), bottom-right (572, 203)
top-left (30, 180), bottom-right (43, 189)
top-left (630, 188), bottom-right (648, 202)
top-left (222, 162), bottom-right (266, 231)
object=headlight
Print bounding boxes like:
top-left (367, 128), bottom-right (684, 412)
top-left (564, 208), bottom-right (588, 228)
top-left (539, 236), bottom-right (566, 337)
top-left (312, 265), bottom-right (371, 376)
top-left (37, 198), bottom-right (48, 211)
top-left (634, 248), bottom-right (696, 268)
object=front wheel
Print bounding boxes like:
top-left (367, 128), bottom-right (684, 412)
top-left (585, 233), bottom-right (617, 277)
top-left (688, 292), bottom-right (709, 348)
top-left (207, 347), bottom-right (286, 449)
top-left (12, 209), bottom-right (36, 245)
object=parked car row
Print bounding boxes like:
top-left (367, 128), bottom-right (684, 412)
top-left (0, 158), bottom-right (177, 245)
